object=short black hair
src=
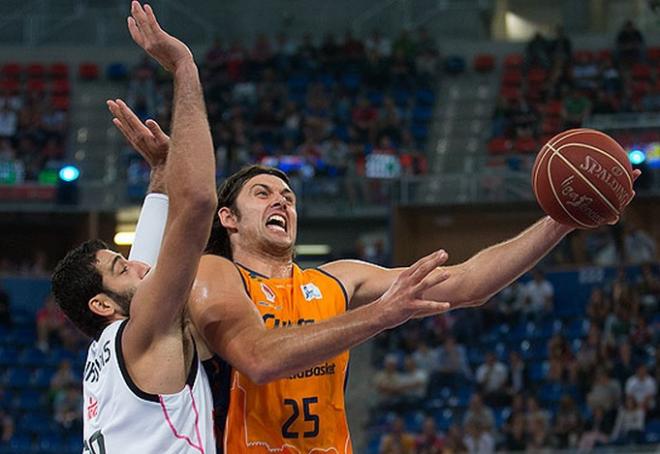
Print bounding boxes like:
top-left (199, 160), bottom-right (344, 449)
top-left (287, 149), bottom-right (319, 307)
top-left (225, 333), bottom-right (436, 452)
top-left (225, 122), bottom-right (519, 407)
top-left (52, 239), bottom-right (110, 339)
top-left (206, 165), bottom-right (290, 259)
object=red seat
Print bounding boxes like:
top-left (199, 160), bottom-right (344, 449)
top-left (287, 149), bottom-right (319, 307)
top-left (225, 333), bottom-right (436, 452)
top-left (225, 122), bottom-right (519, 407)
top-left (26, 63), bottom-right (45, 79)
top-left (1, 63), bottom-right (21, 79)
top-left (502, 70), bottom-right (522, 86)
top-left (500, 86), bottom-right (521, 101)
top-left (514, 137), bottom-right (538, 154)
top-left (503, 54), bottom-right (523, 69)
top-left (542, 118), bottom-right (561, 135)
top-left (527, 67), bottom-right (547, 86)
top-left (632, 64), bottom-right (652, 80)
top-left (26, 79), bottom-right (46, 92)
top-left (50, 79), bottom-right (70, 95)
top-left (648, 47), bottom-right (660, 63)
top-left (596, 49), bottom-right (612, 62)
top-left (543, 100), bottom-right (563, 117)
top-left (574, 50), bottom-right (594, 63)
top-left (49, 63), bottom-right (69, 79)
top-left (79, 62), bottom-right (100, 80)
top-left (488, 137), bottom-right (512, 155)
top-left (473, 54), bottom-right (495, 72)
top-left (52, 95), bottom-right (70, 110)
top-left (0, 79), bottom-right (20, 93)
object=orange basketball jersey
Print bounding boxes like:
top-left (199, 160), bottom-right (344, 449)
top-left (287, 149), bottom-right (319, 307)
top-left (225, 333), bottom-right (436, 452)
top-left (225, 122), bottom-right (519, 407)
top-left (223, 263), bottom-right (352, 453)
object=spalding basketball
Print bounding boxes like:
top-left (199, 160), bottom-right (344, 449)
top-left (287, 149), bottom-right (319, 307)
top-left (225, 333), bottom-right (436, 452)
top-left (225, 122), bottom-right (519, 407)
top-left (532, 128), bottom-right (634, 229)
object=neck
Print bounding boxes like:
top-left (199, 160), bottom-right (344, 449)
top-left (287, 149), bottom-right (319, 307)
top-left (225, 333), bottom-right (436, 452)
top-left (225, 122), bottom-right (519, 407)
top-left (232, 246), bottom-right (294, 278)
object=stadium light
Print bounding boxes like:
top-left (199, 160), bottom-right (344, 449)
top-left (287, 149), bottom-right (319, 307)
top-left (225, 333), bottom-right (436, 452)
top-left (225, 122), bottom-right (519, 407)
top-left (59, 165), bottom-right (80, 182)
top-left (114, 231), bottom-right (136, 246)
top-left (628, 149), bottom-right (646, 165)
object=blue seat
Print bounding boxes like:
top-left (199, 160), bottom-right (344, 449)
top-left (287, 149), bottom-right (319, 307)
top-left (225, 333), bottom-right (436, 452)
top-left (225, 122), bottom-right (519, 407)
top-left (9, 434), bottom-right (32, 452)
top-left (412, 106), bottom-right (433, 123)
top-left (20, 348), bottom-right (48, 367)
top-left (4, 367), bottom-right (32, 388)
top-left (0, 346), bottom-right (19, 367)
top-left (410, 124), bottom-right (428, 142)
top-left (316, 73), bottom-right (335, 89)
top-left (31, 367), bottom-right (55, 388)
top-left (340, 73), bottom-right (361, 91)
top-left (403, 411), bottom-right (424, 432)
top-left (433, 408), bottom-right (454, 431)
top-left (529, 361), bottom-right (548, 382)
top-left (39, 433), bottom-right (64, 453)
top-left (444, 55), bottom-right (466, 74)
top-left (367, 90), bottom-right (384, 107)
top-left (106, 62), bottom-right (129, 81)
top-left (645, 419), bottom-right (660, 443)
top-left (415, 88), bottom-right (436, 106)
top-left (392, 89), bottom-right (411, 107)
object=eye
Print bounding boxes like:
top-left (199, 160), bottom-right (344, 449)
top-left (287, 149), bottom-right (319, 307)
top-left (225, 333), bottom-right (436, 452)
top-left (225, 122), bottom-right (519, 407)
top-left (256, 190), bottom-right (268, 197)
top-left (120, 265), bottom-right (128, 275)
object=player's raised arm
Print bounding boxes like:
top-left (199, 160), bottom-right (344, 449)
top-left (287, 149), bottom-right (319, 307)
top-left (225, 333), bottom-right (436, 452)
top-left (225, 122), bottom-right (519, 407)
top-left (123, 1), bottom-right (215, 350)
top-left (189, 252), bottom-right (450, 384)
top-left (107, 99), bottom-right (171, 267)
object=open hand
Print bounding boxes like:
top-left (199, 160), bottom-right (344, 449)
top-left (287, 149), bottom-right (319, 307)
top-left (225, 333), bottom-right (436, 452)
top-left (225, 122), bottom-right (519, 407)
top-left (127, 1), bottom-right (194, 72)
top-left (378, 250), bottom-right (452, 329)
top-left (107, 99), bottom-right (169, 168)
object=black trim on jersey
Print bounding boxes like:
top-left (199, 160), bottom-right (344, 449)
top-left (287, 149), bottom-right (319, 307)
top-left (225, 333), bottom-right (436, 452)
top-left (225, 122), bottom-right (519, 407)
top-left (233, 263), bottom-right (252, 297)
top-left (202, 354), bottom-right (232, 454)
top-left (235, 262), bottom-right (269, 280)
top-left (115, 319), bottom-right (199, 403)
top-left (315, 267), bottom-right (350, 312)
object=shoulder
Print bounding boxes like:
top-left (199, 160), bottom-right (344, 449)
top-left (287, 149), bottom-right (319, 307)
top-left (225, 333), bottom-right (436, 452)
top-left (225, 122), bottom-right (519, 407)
top-left (190, 255), bottom-right (245, 306)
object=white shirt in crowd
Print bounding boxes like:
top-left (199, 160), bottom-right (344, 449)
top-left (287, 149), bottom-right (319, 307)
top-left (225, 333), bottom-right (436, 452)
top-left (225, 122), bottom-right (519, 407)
top-left (524, 279), bottom-right (554, 313)
top-left (625, 374), bottom-right (657, 408)
top-left (476, 361), bottom-right (508, 393)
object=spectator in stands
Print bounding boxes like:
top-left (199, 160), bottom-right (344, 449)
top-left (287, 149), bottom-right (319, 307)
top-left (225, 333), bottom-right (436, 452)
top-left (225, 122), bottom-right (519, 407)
top-left (592, 89), bottom-right (619, 114)
top-left (343, 30), bottom-right (365, 64)
top-left (526, 396), bottom-right (551, 433)
top-left (379, 416), bottom-right (415, 454)
top-left (561, 87), bottom-right (592, 129)
top-left (319, 33), bottom-right (341, 71)
top-left (444, 425), bottom-right (467, 453)
top-left (0, 282), bottom-right (11, 327)
top-left (415, 417), bottom-right (444, 454)
top-left (507, 351), bottom-right (528, 397)
top-left (625, 363), bottom-right (657, 412)
top-left (576, 326), bottom-right (605, 391)
top-left (510, 96), bottom-right (539, 139)
top-left (50, 359), bottom-right (76, 403)
top-left (53, 383), bottom-right (82, 433)
top-left (374, 354), bottom-right (405, 412)
top-left (463, 420), bottom-right (495, 454)
top-left (398, 355), bottom-right (429, 409)
top-left (604, 302), bottom-right (632, 347)
top-left (586, 287), bottom-right (611, 329)
top-left (525, 32), bottom-right (551, 69)
top-left (547, 334), bottom-right (576, 384)
top-left (613, 342), bottom-right (637, 387)
top-left (435, 335), bottom-right (471, 385)
top-left (624, 224), bottom-right (657, 264)
top-left (637, 263), bottom-right (660, 313)
top-left (476, 351), bottom-right (509, 407)
top-left (205, 38), bottom-right (226, 70)
top-left (523, 269), bottom-right (554, 320)
top-left (550, 26), bottom-right (572, 64)
top-left (0, 406), bottom-right (14, 444)
top-left (463, 393), bottom-right (496, 436)
top-left (526, 417), bottom-right (553, 453)
top-left (495, 281), bottom-right (527, 324)
top-left (273, 32), bottom-right (297, 70)
top-left (502, 412), bottom-right (527, 452)
top-left (392, 30), bottom-right (416, 60)
top-left (587, 367), bottom-right (622, 419)
top-left (610, 394), bottom-right (646, 445)
top-left (365, 30), bottom-right (392, 58)
top-left (36, 294), bottom-right (66, 352)
top-left (553, 395), bottom-right (582, 449)
top-left (0, 104), bottom-right (17, 140)
top-left (352, 96), bottom-right (378, 142)
top-left (616, 20), bottom-right (645, 67)
top-left (600, 58), bottom-right (623, 95)
top-left (412, 340), bottom-right (440, 375)
top-left (578, 405), bottom-right (612, 452)
top-left (572, 53), bottom-right (600, 92)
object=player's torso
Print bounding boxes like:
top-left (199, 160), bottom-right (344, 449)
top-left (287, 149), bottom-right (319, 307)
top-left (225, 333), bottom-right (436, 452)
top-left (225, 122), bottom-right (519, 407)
top-left (224, 264), bottom-right (352, 454)
top-left (83, 320), bottom-right (216, 453)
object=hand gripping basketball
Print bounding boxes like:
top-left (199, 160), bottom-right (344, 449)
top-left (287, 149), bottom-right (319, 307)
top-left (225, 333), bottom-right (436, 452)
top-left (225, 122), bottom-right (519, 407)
top-left (377, 250), bottom-right (452, 329)
top-left (532, 128), bottom-right (642, 229)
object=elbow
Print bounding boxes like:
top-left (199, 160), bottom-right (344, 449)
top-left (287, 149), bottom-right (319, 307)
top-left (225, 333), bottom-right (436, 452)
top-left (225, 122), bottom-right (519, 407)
top-left (177, 188), bottom-right (216, 217)
top-left (242, 354), bottom-right (280, 385)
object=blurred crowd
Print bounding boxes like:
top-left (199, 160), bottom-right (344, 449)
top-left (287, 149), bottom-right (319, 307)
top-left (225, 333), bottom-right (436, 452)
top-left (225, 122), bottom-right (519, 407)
top-left (370, 253), bottom-right (660, 453)
top-left (124, 28), bottom-right (437, 201)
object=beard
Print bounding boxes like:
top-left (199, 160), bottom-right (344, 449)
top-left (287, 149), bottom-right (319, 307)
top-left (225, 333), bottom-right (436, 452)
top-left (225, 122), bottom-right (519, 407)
top-left (103, 287), bottom-right (135, 316)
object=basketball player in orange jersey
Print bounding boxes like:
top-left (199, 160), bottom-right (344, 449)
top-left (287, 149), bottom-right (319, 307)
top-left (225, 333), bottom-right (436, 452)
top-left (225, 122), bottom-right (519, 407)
top-left (110, 104), bottom-right (640, 453)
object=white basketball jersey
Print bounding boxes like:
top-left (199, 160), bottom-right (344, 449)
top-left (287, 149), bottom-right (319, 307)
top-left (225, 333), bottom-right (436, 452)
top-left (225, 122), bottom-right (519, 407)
top-left (82, 320), bottom-right (216, 453)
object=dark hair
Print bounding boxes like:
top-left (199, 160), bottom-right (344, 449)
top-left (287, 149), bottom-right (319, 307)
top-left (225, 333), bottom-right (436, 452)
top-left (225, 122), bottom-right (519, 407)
top-left (206, 165), bottom-right (290, 259)
top-left (51, 239), bottom-right (110, 339)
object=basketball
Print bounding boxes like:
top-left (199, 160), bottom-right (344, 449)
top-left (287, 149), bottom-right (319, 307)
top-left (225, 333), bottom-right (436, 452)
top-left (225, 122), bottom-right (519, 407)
top-left (532, 128), bottom-right (635, 229)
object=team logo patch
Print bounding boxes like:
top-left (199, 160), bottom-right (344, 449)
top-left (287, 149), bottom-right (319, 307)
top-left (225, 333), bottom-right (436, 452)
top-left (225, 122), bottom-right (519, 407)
top-left (260, 283), bottom-right (276, 302)
top-left (87, 397), bottom-right (99, 420)
top-left (258, 301), bottom-right (282, 311)
top-left (301, 283), bottom-right (322, 301)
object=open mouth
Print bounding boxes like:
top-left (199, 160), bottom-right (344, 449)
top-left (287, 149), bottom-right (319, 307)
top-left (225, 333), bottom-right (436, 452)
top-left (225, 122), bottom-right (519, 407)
top-left (265, 214), bottom-right (287, 233)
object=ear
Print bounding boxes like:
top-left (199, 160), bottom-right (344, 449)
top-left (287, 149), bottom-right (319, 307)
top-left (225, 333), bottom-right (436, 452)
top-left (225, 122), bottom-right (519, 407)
top-left (218, 207), bottom-right (238, 231)
top-left (88, 294), bottom-right (116, 318)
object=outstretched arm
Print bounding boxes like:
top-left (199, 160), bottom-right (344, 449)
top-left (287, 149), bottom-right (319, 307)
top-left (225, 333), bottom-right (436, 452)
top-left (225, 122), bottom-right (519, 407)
top-left (323, 217), bottom-right (573, 309)
top-left (188, 252), bottom-right (451, 384)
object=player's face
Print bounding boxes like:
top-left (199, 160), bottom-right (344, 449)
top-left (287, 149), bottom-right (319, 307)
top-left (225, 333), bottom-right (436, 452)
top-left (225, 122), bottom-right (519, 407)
top-left (95, 249), bottom-right (150, 312)
top-left (233, 174), bottom-right (298, 255)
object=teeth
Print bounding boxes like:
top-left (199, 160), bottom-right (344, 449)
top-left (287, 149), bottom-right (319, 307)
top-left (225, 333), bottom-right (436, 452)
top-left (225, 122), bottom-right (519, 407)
top-left (266, 214), bottom-right (287, 231)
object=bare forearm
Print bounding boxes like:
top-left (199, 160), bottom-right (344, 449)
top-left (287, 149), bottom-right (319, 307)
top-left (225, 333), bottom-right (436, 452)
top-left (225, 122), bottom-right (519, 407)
top-left (434, 217), bottom-right (572, 305)
top-left (148, 165), bottom-right (166, 194)
top-left (248, 301), bottom-right (387, 383)
top-left (166, 62), bottom-right (215, 205)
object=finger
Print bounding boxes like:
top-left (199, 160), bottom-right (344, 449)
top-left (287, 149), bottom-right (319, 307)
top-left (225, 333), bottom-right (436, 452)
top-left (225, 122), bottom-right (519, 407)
top-left (145, 119), bottom-right (170, 143)
top-left (408, 250), bottom-right (448, 284)
top-left (116, 99), bottom-right (152, 138)
top-left (112, 118), bottom-right (138, 149)
top-left (131, 1), bottom-right (150, 31)
top-left (411, 300), bottom-right (452, 316)
top-left (127, 16), bottom-right (145, 48)
top-left (632, 169), bottom-right (641, 182)
top-left (413, 269), bottom-right (451, 294)
top-left (143, 4), bottom-right (164, 35)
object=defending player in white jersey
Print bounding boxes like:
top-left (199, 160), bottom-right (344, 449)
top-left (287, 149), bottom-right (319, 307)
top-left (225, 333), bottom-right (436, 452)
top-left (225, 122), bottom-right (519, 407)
top-left (51, 2), bottom-right (218, 452)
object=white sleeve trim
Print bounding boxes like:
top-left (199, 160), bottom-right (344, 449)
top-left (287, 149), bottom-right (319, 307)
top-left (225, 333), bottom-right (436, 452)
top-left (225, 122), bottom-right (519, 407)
top-left (128, 193), bottom-right (169, 267)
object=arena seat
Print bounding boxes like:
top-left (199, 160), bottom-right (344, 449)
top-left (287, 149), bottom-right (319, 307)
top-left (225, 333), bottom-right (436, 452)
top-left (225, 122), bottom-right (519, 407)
top-left (1, 63), bottom-right (21, 79)
top-left (503, 53), bottom-right (523, 69)
top-left (487, 137), bottom-right (511, 155)
top-left (473, 54), bottom-right (495, 73)
top-left (26, 63), bottom-right (46, 79)
top-left (78, 62), bottom-right (100, 80)
top-left (48, 63), bottom-right (69, 79)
